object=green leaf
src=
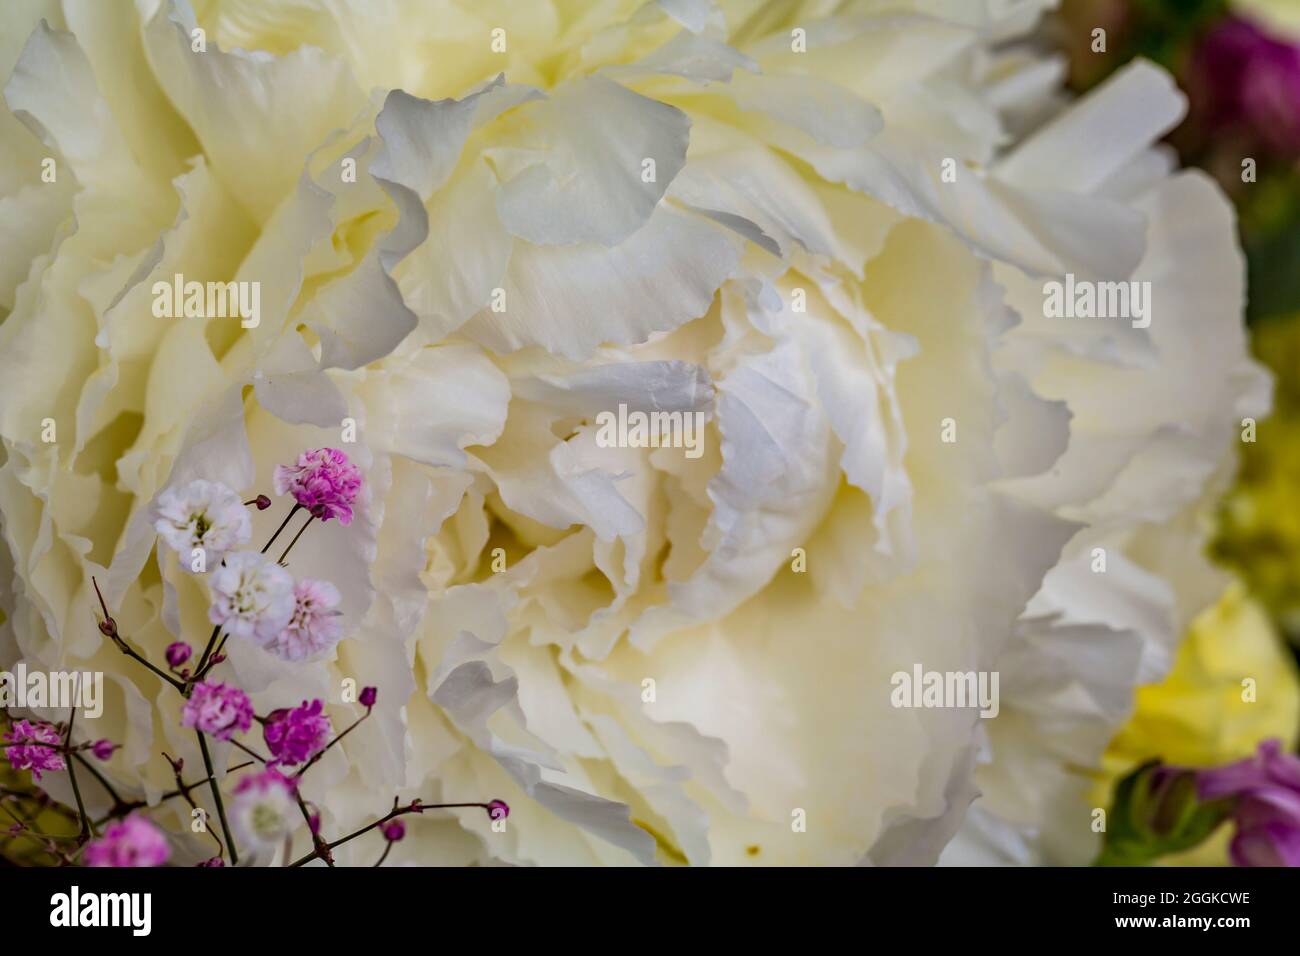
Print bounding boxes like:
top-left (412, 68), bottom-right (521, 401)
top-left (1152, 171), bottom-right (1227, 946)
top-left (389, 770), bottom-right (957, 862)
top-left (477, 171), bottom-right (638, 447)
top-left (1094, 760), bottom-right (1234, 866)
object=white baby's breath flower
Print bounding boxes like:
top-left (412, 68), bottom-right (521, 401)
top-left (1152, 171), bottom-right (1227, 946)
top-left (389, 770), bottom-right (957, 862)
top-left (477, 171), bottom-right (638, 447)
top-left (208, 552), bottom-right (295, 645)
top-left (153, 479), bottom-right (251, 571)
top-left (0, 0), bottom-right (1268, 867)
top-left (230, 770), bottom-right (298, 855)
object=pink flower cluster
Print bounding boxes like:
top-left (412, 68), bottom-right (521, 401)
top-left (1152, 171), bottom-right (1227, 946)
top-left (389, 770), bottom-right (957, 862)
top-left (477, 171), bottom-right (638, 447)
top-left (181, 681), bottom-right (254, 741)
top-left (84, 814), bottom-right (170, 867)
top-left (263, 699), bottom-right (331, 767)
top-left (2, 719), bottom-right (65, 781)
top-left (273, 448), bottom-right (362, 525)
top-left (265, 579), bottom-right (343, 662)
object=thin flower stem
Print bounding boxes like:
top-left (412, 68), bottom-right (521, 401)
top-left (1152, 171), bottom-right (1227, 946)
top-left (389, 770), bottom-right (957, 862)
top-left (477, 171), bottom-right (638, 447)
top-left (71, 752), bottom-right (126, 809)
top-left (92, 577), bottom-right (186, 693)
top-left (64, 694), bottom-right (93, 841)
top-left (91, 760), bottom-right (257, 826)
top-left (116, 640), bottom-right (187, 692)
top-left (294, 795), bottom-right (334, 867)
top-left (276, 514), bottom-right (314, 565)
top-left (0, 802), bottom-right (78, 841)
top-left (373, 841), bottom-right (394, 867)
top-left (196, 731), bottom-right (237, 865)
top-left (166, 751), bottom-right (226, 858)
top-left (292, 709), bottom-right (369, 779)
top-left (261, 503), bottom-right (302, 555)
top-left (288, 801), bottom-right (495, 867)
top-left (192, 625), bottom-right (224, 687)
top-left (230, 739), bottom-right (267, 764)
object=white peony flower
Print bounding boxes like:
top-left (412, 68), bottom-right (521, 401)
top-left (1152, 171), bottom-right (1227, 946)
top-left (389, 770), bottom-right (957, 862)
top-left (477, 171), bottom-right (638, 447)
top-left (0, 0), bottom-right (1267, 867)
top-left (208, 552), bottom-right (295, 645)
top-left (153, 478), bottom-right (252, 571)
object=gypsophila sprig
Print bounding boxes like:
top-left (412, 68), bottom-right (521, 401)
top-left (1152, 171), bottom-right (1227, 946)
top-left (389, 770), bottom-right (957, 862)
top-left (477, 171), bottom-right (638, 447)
top-left (16, 451), bottom-right (508, 869)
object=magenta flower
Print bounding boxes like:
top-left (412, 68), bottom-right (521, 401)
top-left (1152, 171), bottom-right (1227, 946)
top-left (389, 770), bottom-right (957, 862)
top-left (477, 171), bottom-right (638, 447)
top-left (83, 814), bottom-right (170, 867)
top-left (1189, 17), bottom-right (1300, 157)
top-left (381, 819), bottom-right (406, 842)
top-left (263, 699), bottom-right (331, 767)
top-left (263, 578), bottom-right (343, 662)
top-left (181, 680), bottom-right (254, 741)
top-left (359, 686), bottom-right (378, 709)
top-left (487, 799), bottom-right (510, 821)
top-left (1198, 739), bottom-right (1300, 867)
top-left (3, 719), bottom-right (65, 781)
top-left (273, 448), bottom-right (363, 525)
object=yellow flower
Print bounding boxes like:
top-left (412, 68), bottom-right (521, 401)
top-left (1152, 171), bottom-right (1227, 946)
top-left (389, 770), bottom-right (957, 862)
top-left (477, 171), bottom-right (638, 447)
top-left (1213, 317), bottom-right (1300, 638)
top-left (1100, 582), bottom-right (1300, 864)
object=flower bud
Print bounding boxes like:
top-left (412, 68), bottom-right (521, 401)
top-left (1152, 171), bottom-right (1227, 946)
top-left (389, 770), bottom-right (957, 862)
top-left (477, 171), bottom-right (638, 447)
top-left (91, 739), bottom-right (116, 761)
top-left (165, 642), bottom-right (192, 669)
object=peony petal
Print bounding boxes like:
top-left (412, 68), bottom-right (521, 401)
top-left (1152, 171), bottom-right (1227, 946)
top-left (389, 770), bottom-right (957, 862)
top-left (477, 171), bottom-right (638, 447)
top-left (493, 75), bottom-right (690, 246)
top-left (463, 207), bottom-right (738, 360)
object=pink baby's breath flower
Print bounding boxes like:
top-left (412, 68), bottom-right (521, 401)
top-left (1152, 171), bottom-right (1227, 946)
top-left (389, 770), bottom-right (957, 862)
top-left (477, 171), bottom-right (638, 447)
top-left (6, 719), bottom-right (61, 745)
top-left (3, 720), bottom-right (65, 781)
top-left (181, 680), bottom-right (254, 741)
top-left (273, 448), bottom-right (362, 525)
top-left (263, 579), bottom-right (343, 662)
top-left (263, 699), bottom-right (331, 767)
top-left (83, 814), bottom-right (170, 867)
